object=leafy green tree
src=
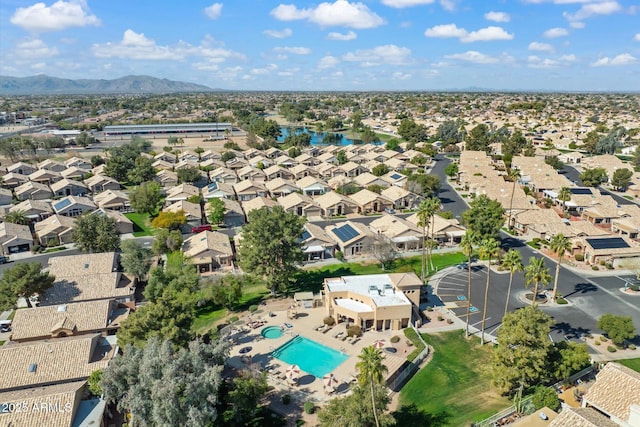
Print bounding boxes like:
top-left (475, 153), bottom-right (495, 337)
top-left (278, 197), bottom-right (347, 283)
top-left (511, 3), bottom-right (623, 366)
top-left (580, 167), bottom-right (608, 187)
top-left (356, 346), bottom-right (389, 427)
top-left (531, 386), bottom-right (560, 411)
top-left (207, 198), bottom-right (225, 225)
top-left (0, 262), bottom-right (55, 310)
top-left (549, 234), bottom-right (571, 302)
top-left (436, 120), bottom-right (463, 147)
top-left (336, 150), bottom-right (348, 165)
top-left (557, 187), bottom-right (572, 215)
top-left (462, 195), bottom-right (504, 239)
top-left (151, 228), bottom-right (183, 256)
top-left (350, 112), bottom-right (363, 131)
top-left (385, 138), bottom-right (400, 151)
top-left (461, 230), bottom-right (478, 338)
top-left (194, 146), bottom-right (204, 160)
top-left (444, 162), bottom-right (458, 179)
top-left (398, 118), bottom-right (428, 143)
top-left (466, 124), bottom-right (491, 152)
top-left (151, 210), bottom-right (187, 230)
top-left (128, 156), bottom-right (156, 185)
top-left (130, 181), bottom-right (162, 215)
top-left (72, 214), bottom-right (121, 253)
top-left (237, 206), bottom-right (305, 296)
top-left (492, 306), bottom-right (554, 393)
top-left (502, 249), bottom-right (523, 319)
top-left (318, 384), bottom-right (394, 427)
top-left (201, 274), bottom-right (246, 309)
top-left (221, 151), bottom-right (236, 162)
top-left (371, 164), bottom-right (389, 177)
top-left (75, 131), bottom-right (95, 147)
top-left (551, 341), bottom-right (591, 380)
top-left (177, 167), bottom-right (202, 183)
top-left (87, 369), bottom-right (103, 397)
top-left (101, 337), bottom-right (229, 426)
top-left (222, 371), bottom-right (269, 426)
top-left (597, 314), bottom-right (636, 345)
top-left (479, 238), bottom-right (500, 345)
top-left (104, 138), bottom-right (151, 182)
top-left (4, 210), bottom-right (29, 225)
top-left (544, 156), bottom-right (564, 170)
top-left (611, 168), bottom-right (633, 191)
top-left (524, 257), bottom-right (551, 305)
top-left (360, 127), bottom-right (380, 144)
top-left (121, 240), bottom-right (152, 283)
top-left (405, 173), bottom-right (440, 197)
top-left (502, 130), bottom-right (526, 157)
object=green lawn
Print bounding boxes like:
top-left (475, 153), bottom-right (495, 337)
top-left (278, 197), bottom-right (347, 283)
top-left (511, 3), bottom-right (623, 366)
top-left (619, 358), bottom-right (640, 373)
top-left (124, 212), bottom-right (154, 236)
top-left (291, 252), bottom-right (465, 294)
top-left (399, 330), bottom-right (511, 427)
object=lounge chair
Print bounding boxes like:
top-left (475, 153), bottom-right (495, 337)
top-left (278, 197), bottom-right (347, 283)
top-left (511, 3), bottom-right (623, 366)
top-left (351, 337), bottom-right (359, 345)
top-left (323, 326), bottom-right (333, 334)
top-left (341, 334), bottom-right (349, 341)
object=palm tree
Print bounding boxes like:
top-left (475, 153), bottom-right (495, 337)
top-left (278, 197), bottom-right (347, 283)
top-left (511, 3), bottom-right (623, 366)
top-left (524, 257), bottom-right (551, 306)
top-left (557, 187), bottom-right (572, 216)
top-left (4, 210), bottom-right (29, 225)
top-left (460, 230), bottom-right (478, 338)
top-left (416, 199), bottom-right (431, 282)
top-left (507, 168), bottom-right (520, 230)
top-left (549, 233), bottom-right (572, 302)
top-left (479, 238), bottom-right (500, 344)
top-left (428, 197), bottom-right (441, 271)
top-left (356, 346), bottom-right (388, 427)
top-left (502, 249), bottom-right (523, 319)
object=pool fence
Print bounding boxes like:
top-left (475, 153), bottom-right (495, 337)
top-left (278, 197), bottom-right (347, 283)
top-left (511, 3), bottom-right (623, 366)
top-left (386, 323), bottom-right (430, 392)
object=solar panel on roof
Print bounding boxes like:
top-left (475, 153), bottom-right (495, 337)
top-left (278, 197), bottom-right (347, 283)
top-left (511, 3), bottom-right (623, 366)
top-left (390, 173), bottom-right (402, 180)
top-left (570, 188), bottom-right (592, 195)
top-left (301, 230), bottom-right (311, 241)
top-left (54, 198), bottom-right (72, 211)
top-left (586, 237), bottom-right (630, 250)
top-left (208, 182), bottom-right (218, 191)
top-left (332, 223), bottom-right (359, 243)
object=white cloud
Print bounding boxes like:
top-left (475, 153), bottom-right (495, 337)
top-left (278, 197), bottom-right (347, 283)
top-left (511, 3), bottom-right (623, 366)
top-left (392, 71), bottom-right (412, 80)
top-left (342, 44), bottom-right (412, 65)
top-left (564, 1), bottom-right (621, 22)
top-left (273, 46), bottom-right (312, 55)
top-left (543, 27), bottom-right (569, 38)
top-left (270, 1), bottom-right (385, 29)
top-left (251, 64), bottom-right (278, 75)
top-left (635, 33), bottom-right (640, 41)
top-left (13, 39), bottom-right (59, 59)
top-left (204, 3), bottom-right (223, 19)
top-left (527, 56), bottom-right (560, 68)
top-left (263, 28), bottom-right (293, 38)
top-left (380, 0), bottom-right (435, 8)
top-left (591, 53), bottom-right (637, 66)
top-left (569, 21), bottom-right (585, 29)
top-left (326, 30), bottom-right (357, 40)
top-left (92, 30), bottom-right (245, 63)
top-left (484, 11), bottom-right (510, 22)
top-left (424, 24), bottom-right (513, 42)
top-left (440, 0), bottom-right (457, 11)
top-left (317, 55), bottom-right (340, 69)
top-left (528, 41), bottom-right (555, 52)
top-left (424, 24), bottom-right (467, 38)
top-left (10, 0), bottom-right (100, 32)
top-left (559, 54), bottom-right (577, 61)
top-left (444, 50), bottom-right (500, 63)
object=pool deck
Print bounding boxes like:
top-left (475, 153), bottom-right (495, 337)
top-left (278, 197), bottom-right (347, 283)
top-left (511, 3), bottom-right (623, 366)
top-left (226, 303), bottom-right (410, 409)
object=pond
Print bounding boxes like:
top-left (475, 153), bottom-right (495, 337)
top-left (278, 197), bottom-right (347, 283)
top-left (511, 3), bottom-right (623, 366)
top-left (278, 127), bottom-right (380, 146)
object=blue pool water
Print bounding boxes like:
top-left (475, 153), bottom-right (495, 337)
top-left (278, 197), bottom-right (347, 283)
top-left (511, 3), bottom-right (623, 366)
top-left (261, 326), bottom-right (284, 339)
top-left (271, 336), bottom-right (348, 378)
top-left (278, 127), bottom-right (370, 146)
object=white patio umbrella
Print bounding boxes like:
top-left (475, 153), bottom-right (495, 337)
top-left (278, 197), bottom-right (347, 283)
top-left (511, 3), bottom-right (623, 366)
top-left (323, 373), bottom-right (339, 389)
top-left (286, 364), bottom-right (300, 381)
top-left (373, 339), bottom-right (386, 349)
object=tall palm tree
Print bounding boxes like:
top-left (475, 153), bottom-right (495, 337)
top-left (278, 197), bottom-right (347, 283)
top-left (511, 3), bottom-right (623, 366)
top-left (416, 199), bottom-right (438, 282)
top-left (479, 237), bottom-right (500, 345)
top-left (428, 197), bottom-right (441, 271)
top-left (460, 230), bottom-right (478, 338)
top-left (356, 346), bottom-right (388, 427)
top-left (507, 168), bottom-right (521, 230)
top-left (557, 187), bottom-right (572, 216)
top-left (549, 233), bottom-right (572, 302)
top-left (524, 257), bottom-right (551, 306)
top-left (4, 210), bottom-right (29, 225)
top-left (502, 249), bottom-right (523, 319)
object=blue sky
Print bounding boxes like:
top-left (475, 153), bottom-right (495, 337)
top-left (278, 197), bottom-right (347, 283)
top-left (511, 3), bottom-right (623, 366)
top-left (0, 0), bottom-right (639, 91)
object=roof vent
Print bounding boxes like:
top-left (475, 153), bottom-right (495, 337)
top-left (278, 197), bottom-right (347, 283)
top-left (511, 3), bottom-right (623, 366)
top-left (84, 263), bottom-right (89, 269)
top-left (57, 305), bottom-right (67, 312)
top-left (28, 363), bottom-right (37, 373)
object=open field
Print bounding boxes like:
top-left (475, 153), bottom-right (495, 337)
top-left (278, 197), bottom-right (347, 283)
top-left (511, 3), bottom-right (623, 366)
top-left (400, 330), bottom-right (511, 427)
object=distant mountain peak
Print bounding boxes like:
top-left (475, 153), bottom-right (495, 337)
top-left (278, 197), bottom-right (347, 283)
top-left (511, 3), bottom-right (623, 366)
top-left (0, 74), bottom-right (216, 95)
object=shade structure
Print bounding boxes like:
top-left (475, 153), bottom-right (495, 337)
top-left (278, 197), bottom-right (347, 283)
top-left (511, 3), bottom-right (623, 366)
top-left (373, 339), bottom-right (386, 349)
top-left (323, 373), bottom-right (339, 389)
top-left (286, 364), bottom-right (300, 381)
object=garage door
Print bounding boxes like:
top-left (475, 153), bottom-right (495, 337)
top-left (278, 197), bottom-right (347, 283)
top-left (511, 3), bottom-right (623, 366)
top-left (9, 243), bottom-right (31, 253)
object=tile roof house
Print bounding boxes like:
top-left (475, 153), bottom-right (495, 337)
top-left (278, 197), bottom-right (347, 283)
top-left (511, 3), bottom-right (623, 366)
top-left (165, 183), bottom-right (200, 202)
top-left (84, 174), bottom-right (121, 193)
top-left (222, 198), bottom-right (245, 228)
top-left (237, 165), bottom-right (267, 182)
top-left (353, 172), bottom-right (390, 189)
top-left (0, 187), bottom-right (12, 205)
top-left (289, 164), bottom-right (318, 179)
top-left (153, 151), bottom-right (177, 163)
top-left (154, 169), bottom-right (179, 187)
top-left (325, 221), bottom-right (372, 258)
top-left (548, 406), bottom-right (618, 427)
top-left (579, 362), bottom-right (640, 426)
top-left (91, 209), bottom-right (134, 234)
top-left (7, 161), bottom-right (37, 176)
top-left (263, 165), bottom-right (294, 181)
top-left (209, 167), bottom-right (238, 184)
top-left (0, 222), bottom-right (34, 255)
top-left (9, 199), bottom-right (53, 221)
top-left (575, 235), bottom-right (640, 267)
top-left (14, 180), bottom-right (53, 201)
top-left (10, 299), bottom-right (128, 343)
top-left (92, 189), bottom-right (130, 211)
top-left (152, 159), bottom-right (175, 171)
top-left (405, 213), bottom-right (467, 245)
top-left (381, 186), bottom-right (421, 210)
top-left (296, 176), bottom-right (330, 196)
top-left (28, 168), bottom-right (62, 185)
top-left (202, 181), bottom-right (235, 200)
top-left (52, 195), bottom-right (96, 217)
top-left (0, 334), bottom-right (116, 392)
top-left (265, 177), bottom-right (298, 198)
top-left (43, 252), bottom-right (134, 304)
top-left (50, 178), bottom-right (89, 198)
top-left (314, 190), bottom-right (359, 217)
top-left (64, 157), bottom-right (92, 170)
top-left (369, 214), bottom-right (422, 251)
top-left (164, 200), bottom-right (202, 231)
top-left (300, 223), bottom-right (335, 261)
top-left (348, 188), bottom-right (392, 214)
top-left (37, 159), bottom-right (67, 172)
top-left (182, 230), bottom-right (234, 273)
top-left (60, 166), bottom-right (90, 181)
top-left (241, 196), bottom-right (278, 219)
top-left (34, 214), bottom-right (75, 246)
top-left (1, 172), bottom-right (30, 188)
top-left (278, 192), bottom-right (322, 219)
top-left (233, 180), bottom-right (268, 202)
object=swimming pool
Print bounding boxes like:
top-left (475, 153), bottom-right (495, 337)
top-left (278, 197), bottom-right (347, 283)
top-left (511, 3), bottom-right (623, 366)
top-left (261, 326), bottom-right (284, 339)
top-left (271, 336), bottom-right (348, 378)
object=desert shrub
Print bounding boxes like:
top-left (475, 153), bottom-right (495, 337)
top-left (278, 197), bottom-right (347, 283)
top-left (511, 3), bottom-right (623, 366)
top-left (347, 325), bottom-right (362, 337)
top-left (426, 306), bottom-right (433, 312)
top-left (600, 260), bottom-right (606, 266)
top-left (532, 386), bottom-right (560, 411)
top-left (390, 335), bottom-right (401, 343)
top-left (592, 265), bottom-right (599, 271)
top-left (594, 340), bottom-right (601, 346)
top-left (229, 315), bottom-right (239, 323)
top-left (600, 336), bottom-right (608, 342)
top-left (629, 344), bottom-right (636, 350)
top-left (249, 305), bottom-right (258, 313)
top-left (335, 251), bottom-right (344, 261)
top-left (605, 263), bottom-right (614, 270)
top-left (437, 315), bottom-right (444, 321)
top-left (629, 284), bottom-right (640, 292)
top-left (556, 297), bottom-right (568, 305)
top-left (304, 402), bottom-right (315, 414)
top-left (607, 346), bottom-right (617, 353)
top-left (323, 316), bottom-right (335, 326)
top-left (574, 253), bottom-right (584, 261)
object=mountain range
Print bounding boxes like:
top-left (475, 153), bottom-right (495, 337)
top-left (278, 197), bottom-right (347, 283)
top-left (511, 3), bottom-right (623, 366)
top-left (0, 75), bottom-right (216, 95)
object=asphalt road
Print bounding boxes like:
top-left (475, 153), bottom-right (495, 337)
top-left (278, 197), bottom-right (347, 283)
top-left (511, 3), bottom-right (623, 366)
top-left (561, 164), bottom-right (635, 206)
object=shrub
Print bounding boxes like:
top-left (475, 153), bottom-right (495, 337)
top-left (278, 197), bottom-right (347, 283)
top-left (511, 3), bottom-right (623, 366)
top-left (574, 253), bottom-right (584, 261)
top-left (592, 265), bottom-right (600, 271)
top-left (629, 284), bottom-right (640, 292)
top-left (426, 306), bottom-right (433, 312)
top-left (248, 305), bottom-right (259, 313)
top-left (390, 335), bottom-right (401, 343)
top-left (335, 251), bottom-right (344, 261)
top-left (556, 297), bottom-right (568, 305)
top-left (229, 315), bottom-right (239, 323)
top-left (607, 345), bottom-right (617, 353)
top-left (594, 340), bottom-right (601, 346)
top-left (447, 319), bottom-right (454, 324)
top-left (31, 244), bottom-right (41, 254)
top-left (304, 402), bottom-right (315, 414)
top-left (600, 336), bottom-right (608, 342)
top-left (323, 316), bottom-right (336, 326)
top-left (629, 344), bottom-right (636, 350)
top-left (600, 260), bottom-right (606, 266)
top-left (282, 394), bottom-right (291, 405)
top-left (531, 386), bottom-right (560, 411)
top-left (605, 263), bottom-right (614, 270)
top-left (347, 325), bottom-right (362, 337)
top-left (437, 315), bottom-right (444, 321)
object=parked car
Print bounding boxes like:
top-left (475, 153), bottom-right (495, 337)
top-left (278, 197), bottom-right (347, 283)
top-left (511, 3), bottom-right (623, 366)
top-left (0, 256), bottom-right (8, 264)
top-left (191, 224), bottom-right (212, 234)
